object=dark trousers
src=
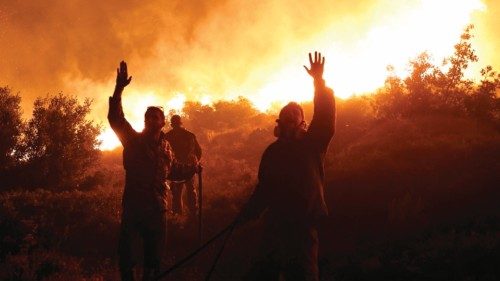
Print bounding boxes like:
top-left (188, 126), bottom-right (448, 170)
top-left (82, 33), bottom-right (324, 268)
top-left (118, 210), bottom-right (167, 281)
top-left (170, 177), bottom-right (197, 216)
top-left (245, 221), bottom-right (319, 281)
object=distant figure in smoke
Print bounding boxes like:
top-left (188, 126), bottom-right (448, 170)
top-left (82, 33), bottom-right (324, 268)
top-left (108, 61), bottom-right (197, 281)
top-left (165, 114), bottom-right (202, 220)
top-left (239, 52), bottom-right (336, 281)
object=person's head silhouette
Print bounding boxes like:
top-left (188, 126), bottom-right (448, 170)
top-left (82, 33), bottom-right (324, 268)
top-left (144, 106), bottom-right (165, 134)
top-left (170, 114), bottom-right (182, 129)
top-left (274, 102), bottom-right (307, 139)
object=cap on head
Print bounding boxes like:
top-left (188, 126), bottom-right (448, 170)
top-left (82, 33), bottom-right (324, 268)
top-left (170, 114), bottom-right (182, 126)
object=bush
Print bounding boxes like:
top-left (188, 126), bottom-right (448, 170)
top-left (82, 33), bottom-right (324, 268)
top-left (20, 94), bottom-right (102, 190)
top-left (0, 87), bottom-right (23, 186)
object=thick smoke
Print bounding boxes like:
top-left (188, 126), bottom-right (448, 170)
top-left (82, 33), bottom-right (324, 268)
top-left (0, 0), bottom-right (394, 114)
top-left (0, 0), bottom-right (497, 123)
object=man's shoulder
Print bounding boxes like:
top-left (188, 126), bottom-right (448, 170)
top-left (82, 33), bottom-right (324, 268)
top-left (164, 130), bottom-right (174, 141)
top-left (263, 140), bottom-right (280, 155)
top-left (165, 128), bottom-right (196, 139)
top-left (259, 141), bottom-right (282, 166)
top-left (165, 128), bottom-right (186, 135)
top-left (264, 138), bottom-right (311, 157)
top-left (180, 128), bottom-right (197, 140)
top-left (267, 140), bottom-right (279, 148)
top-left (183, 128), bottom-right (196, 137)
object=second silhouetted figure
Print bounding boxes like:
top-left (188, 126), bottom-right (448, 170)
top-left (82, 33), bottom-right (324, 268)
top-left (239, 52), bottom-right (336, 281)
top-left (165, 115), bottom-right (202, 220)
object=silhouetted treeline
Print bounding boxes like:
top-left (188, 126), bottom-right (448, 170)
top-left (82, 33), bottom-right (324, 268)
top-left (1, 26), bottom-right (498, 192)
top-left (0, 27), bottom-right (499, 280)
top-left (371, 26), bottom-right (499, 122)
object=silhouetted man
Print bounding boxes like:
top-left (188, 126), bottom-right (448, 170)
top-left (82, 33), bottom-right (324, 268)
top-left (108, 61), bottom-right (197, 281)
top-left (239, 52), bottom-right (336, 281)
top-left (165, 115), bottom-right (202, 219)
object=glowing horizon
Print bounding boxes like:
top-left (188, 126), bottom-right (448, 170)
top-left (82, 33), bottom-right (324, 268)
top-left (97, 0), bottom-right (486, 150)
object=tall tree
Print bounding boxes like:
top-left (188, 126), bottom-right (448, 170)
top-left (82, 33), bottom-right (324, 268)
top-left (468, 66), bottom-right (500, 121)
top-left (22, 94), bottom-right (101, 189)
top-left (0, 87), bottom-right (23, 171)
top-left (437, 24), bottom-right (478, 113)
top-left (404, 52), bottom-right (436, 116)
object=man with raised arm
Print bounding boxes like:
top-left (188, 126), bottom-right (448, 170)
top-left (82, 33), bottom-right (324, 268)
top-left (108, 61), bottom-right (197, 281)
top-left (239, 52), bottom-right (336, 281)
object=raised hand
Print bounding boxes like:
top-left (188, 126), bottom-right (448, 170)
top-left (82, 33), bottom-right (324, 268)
top-left (303, 51), bottom-right (325, 80)
top-left (116, 61), bottom-right (132, 89)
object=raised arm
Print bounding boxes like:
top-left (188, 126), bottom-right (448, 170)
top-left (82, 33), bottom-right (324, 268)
top-left (304, 52), bottom-right (336, 152)
top-left (108, 61), bottom-right (136, 145)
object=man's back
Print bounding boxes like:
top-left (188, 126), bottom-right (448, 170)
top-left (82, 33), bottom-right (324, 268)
top-left (258, 137), bottom-right (328, 222)
top-left (165, 127), bottom-right (201, 163)
top-left (244, 79), bottom-right (335, 223)
top-left (241, 53), bottom-right (335, 281)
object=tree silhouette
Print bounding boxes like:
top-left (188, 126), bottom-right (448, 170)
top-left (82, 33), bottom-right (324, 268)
top-left (0, 87), bottom-right (23, 172)
top-left (370, 25), bottom-right (499, 121)
top-left (21, 94), bottom-right (101, 190)
top-left (435, 24), bottom-right (477, 114)
top-left (468, 65), bottom-right (500, 121)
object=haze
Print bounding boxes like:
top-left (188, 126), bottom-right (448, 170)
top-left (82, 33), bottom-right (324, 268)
top-left (1, 0), bottom-right (499, 149)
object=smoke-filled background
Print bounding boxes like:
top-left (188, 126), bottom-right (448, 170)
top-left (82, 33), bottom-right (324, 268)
top-left (1, 0), bottom-right (499, 129)
top-left (1, 1), bottom-right (500, 280)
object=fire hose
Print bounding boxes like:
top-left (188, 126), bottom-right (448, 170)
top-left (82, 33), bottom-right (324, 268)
top-left (156, 165), bottom-right (243, 280)
top-left (154, 218), bottom-right (238, 280)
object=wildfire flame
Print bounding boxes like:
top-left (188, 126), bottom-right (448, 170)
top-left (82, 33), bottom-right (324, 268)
top-left (98, 0), bottom-right (486, 150)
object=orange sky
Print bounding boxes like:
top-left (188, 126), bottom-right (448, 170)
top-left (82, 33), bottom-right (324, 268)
top-left (1, 0), bottom-right (499, 149)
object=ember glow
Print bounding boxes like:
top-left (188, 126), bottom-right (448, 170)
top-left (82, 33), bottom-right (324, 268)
top-left (96, 0), bottom-right (486, 150)
top-left (251, 0), bottom-right (486, 109)
top-left (0, 0), bottom-right (496, 151)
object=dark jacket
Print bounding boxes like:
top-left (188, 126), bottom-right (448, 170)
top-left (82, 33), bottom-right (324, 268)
top-left (108, 96), bottom-right (173, 213)
top-left (165, 127), bottom-right (202, 164)
top-left (244, 79), bottom-right (336, 223)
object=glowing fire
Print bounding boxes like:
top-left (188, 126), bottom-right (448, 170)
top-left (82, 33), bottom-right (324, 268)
top-left (250, 0), bottom-right (485, 111)
top-left (98, 128), bottom-right (122, 151)
top-left (98, 0), bottom-right (485, 150)
top-left (98, 91), bottom-right (187, 150)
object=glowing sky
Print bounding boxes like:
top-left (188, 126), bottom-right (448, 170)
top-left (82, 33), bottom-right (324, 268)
top-left (0, 0), bottom-right (498, 150)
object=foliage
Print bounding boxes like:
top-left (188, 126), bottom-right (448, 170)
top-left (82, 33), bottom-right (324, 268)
top-left (0, 87), bottom-right (23, 171)
top-left (468, 65), bottom-right (500, 121)
top-left (19, 94), bottom-right (102, 190)
top-left (0, 25), bottom-right (499, 280)
top-left (371, 25), bottom-right (499, 122)
top-left (1, 111), bottom-right (498, 280)
top-left (0, 188), bottom-right (121, 280)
